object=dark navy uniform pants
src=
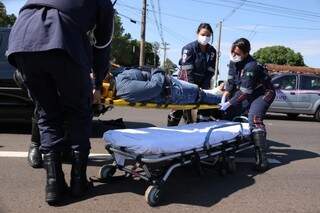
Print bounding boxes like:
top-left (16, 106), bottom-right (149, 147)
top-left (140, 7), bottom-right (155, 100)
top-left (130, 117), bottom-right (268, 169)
top-left (225, 88), bottom-right (275, 131)
top-left (14, 50), bottom-right (92, 153)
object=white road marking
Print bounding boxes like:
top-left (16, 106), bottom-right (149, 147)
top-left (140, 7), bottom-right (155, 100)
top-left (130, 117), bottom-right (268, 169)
top-left (0, 151), bottom-right (281, 164)
top-left (0, 151), bottom-right (110, 159)
top-left (0, 151), bottom-right (28, 158)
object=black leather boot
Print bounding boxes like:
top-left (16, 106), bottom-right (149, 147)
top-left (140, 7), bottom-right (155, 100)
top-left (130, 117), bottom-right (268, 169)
top-left (167, 115), bottom-right (180, 126)
top-left (61, 147), bottom-right (72, 163)
top-left (70, 151), bottom-right (92, 197)
top-left (252, 129), bottom-right (269, 172)
top-left (43, 152), bottom-right (68, 205)
top-left (28, 118), bottom-right (42, 168)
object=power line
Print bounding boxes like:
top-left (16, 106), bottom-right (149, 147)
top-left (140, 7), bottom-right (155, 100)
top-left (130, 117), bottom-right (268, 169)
top-left (116, 11), bottom-right (139, 24)
top-left (222, 0), bottom-right (247, 22)
top-left (157, 0), bottom-right (165, 44)
top-left (259, 25), bottom-right (320, 31)
top-left (116, 1), bottom-right (204, 23)
top-left (116, 1), bottom-right (320, 32)
top-left (188, 0), bottom-right (320, 23)
top-left (247, 24), bottom-right (258, 41)
top-left (232, 0), bottom-right (320, 17)
top-left (146, 12), bottom-right (190, 43)
top-left (150, 0), bottom-right (164, 43)
top-left (117, 8), bottom-right (190, 51)
top-left (117, 4), bottom-right (191, 44)
top-left (225, 24), bottom-right (320, 31)
top-left (195, 0), bottom-right (320, 19)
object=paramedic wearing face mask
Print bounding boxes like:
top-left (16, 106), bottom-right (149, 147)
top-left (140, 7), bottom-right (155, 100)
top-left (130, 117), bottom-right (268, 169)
top-left (221, 38), bottom-right (276, 172)
top-left (167, 23), bottom-right (217, 126)
top-left (7, 0), bottom-right (114, 205)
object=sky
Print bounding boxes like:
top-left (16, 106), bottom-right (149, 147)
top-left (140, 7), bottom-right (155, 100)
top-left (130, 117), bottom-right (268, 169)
top-left (2, 0), bottom-right (320, 79)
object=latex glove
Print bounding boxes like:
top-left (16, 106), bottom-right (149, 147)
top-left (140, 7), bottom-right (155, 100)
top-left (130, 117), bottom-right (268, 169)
top-left (220, 94), bottom-right (227, 105)
top-left (219, 101), bottom-right (231, 111)
top-left (92, 89), bottom-right (102, 105)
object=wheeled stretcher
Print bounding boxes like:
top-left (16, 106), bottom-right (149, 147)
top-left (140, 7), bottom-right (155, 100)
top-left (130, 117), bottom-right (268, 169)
top-left (99, 118), bottom-right (255, 206)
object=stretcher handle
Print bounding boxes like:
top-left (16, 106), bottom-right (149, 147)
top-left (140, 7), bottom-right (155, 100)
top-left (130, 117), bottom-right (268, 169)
top-left (203, 122), bottom-right (244, 149)
top-left (232, 116), bottom-right (249, 123)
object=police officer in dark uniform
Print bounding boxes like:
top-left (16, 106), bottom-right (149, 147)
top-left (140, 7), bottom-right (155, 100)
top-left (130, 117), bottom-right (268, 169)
top-left (7, 0), bottom-right (114, 205)
top-left (167, 23), bottom-right (217, 126)
top-left (220, 38), bottom-right (276, 172)
top-left (13, 70), bottom-right (43, 168)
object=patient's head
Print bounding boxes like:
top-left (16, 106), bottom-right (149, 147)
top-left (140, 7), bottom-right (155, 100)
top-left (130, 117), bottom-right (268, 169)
top-left (217, 81), bottom-right (225, 91)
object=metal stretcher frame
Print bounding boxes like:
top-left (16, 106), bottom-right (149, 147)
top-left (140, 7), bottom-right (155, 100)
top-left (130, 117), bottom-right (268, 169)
top-left (98, 121), bottom-right (254, 207)
top-left (101, 97), bottom-right (220, 110)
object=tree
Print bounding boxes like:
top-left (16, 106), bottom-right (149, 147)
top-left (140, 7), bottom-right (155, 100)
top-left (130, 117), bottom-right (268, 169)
top-left (163, 58), bottom-right (177, 74)
top-left (110, 15), bottom-right (160, 67)
top-left (0, 2), bottom-right (16, 27)
top-left (253, 46), bottom-right (305, 66)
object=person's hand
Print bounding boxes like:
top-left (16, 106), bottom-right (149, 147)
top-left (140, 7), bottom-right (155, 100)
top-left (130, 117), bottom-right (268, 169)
top-left (220, 91), bottom-right (229, 105)
top-left (219, 101), bottom-right (231, 111)
top-left (220, 95), bottom-right (227, 105)
top-left (92, 89), bottom-right (102, 105)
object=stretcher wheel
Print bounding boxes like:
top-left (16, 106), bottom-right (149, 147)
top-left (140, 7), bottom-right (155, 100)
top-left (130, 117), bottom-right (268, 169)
top-left (218, 157), bottom-right (227, 177)
top-left (99, 164), bottom-right (116, 180)
top-left (219, 167), bottom-right (227, 177)
top-left (145, 185), bottom-right (161, 207)
top-left (227, 158), bottom-right (237, 174)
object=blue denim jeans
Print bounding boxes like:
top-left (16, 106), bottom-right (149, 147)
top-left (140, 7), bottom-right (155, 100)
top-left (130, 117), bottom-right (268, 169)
top-left (153, 77), bottom-right (221, 104)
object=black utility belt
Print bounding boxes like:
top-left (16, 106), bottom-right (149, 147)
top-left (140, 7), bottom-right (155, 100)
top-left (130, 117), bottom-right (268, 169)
top-left (193, 73), bottom-right (205, 77)
top-left (162, 75), bottom-right (172, 99)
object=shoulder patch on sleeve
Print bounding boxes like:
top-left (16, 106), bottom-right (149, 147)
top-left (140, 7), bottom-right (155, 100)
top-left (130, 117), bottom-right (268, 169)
top-left (182, 53), bottom-right (187, 62)
top-left (210, 52), bottom-right (215, 60)
top-left (246, 71), bottom-right (254, 77)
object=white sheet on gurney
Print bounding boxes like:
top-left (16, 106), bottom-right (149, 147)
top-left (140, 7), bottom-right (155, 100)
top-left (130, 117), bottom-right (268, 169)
top-left (103, 120), bottom-right (250, 155)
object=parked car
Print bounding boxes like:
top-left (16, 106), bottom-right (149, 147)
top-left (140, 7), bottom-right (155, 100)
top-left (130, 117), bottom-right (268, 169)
top-left (269, 73), bottom-right (320, 121)
top-left (0, 27), bottom-right (33, 122)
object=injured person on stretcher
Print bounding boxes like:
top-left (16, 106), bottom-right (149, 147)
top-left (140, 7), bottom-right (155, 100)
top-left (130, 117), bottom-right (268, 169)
top-left (113, 67), bottom-right (222, 104)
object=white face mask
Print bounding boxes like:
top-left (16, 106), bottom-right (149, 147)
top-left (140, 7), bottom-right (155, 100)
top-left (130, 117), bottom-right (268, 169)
top-left (229, 53), bottom-right (242, 63)
top-left (198, 35), bottom-right (211, 46)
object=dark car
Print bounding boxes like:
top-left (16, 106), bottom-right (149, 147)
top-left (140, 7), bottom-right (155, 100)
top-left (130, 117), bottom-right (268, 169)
top-left (0, 27), bottom-right (33, 122)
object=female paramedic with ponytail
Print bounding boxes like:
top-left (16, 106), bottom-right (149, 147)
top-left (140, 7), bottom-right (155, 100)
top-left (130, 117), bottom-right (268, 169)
top-left (167, 23), bottom-right (217, 126)
top-left (220, 38), bottom-right (276, 172)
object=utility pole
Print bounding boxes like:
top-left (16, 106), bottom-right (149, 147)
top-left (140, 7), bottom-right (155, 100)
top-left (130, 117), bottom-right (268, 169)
top-left (160, 42), bottom-right (169, 72)
top-left (213, 21), bottom-right (222, 88)
top-left (152, 42), bottom-right (160, 68)
top-left (139, 0), bottom-right (147, 67)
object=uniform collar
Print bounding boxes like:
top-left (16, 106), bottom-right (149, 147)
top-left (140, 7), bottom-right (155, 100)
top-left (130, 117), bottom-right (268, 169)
top-left (236, 54), bottom-right (254, 67)
top-left (194, 40), bottom-right (211, 53)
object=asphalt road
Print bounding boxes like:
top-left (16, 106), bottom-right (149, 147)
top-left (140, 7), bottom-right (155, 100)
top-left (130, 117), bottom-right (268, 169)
top-left (0, 108), bottom-right (319, 213)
